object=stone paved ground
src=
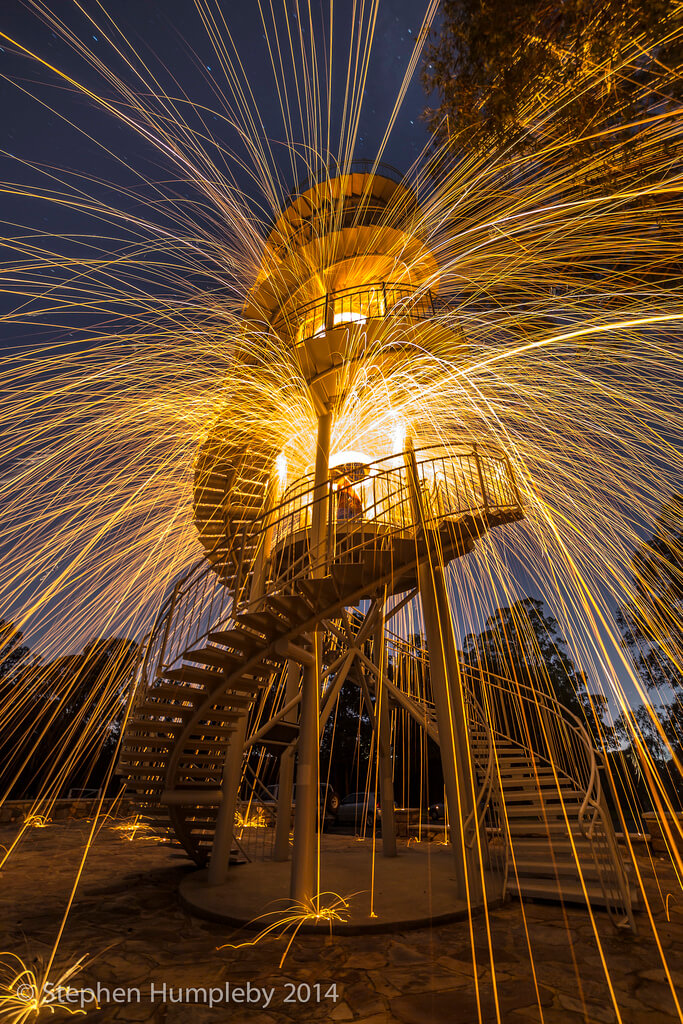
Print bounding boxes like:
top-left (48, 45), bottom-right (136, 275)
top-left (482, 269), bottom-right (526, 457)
top-left (1, 821), bottom-right (682, 1024)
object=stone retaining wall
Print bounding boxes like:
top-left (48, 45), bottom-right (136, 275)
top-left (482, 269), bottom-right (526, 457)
top-left (0, 797), bottom-right (134, 824)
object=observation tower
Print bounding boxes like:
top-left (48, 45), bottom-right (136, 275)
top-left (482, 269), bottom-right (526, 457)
top-left (120, 163), bottom-right (637, 929)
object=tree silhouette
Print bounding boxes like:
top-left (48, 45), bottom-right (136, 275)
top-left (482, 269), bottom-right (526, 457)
top-left (617, 495), bottom-right (683, 767)
top-left (2, 635), bottom-right (140, 798)
top-left (0, 619), bottom-right (33, 687)
top-left (423, 0), bottom-right (681, 162)
top-left (460, 597), bottom-right (608, 743)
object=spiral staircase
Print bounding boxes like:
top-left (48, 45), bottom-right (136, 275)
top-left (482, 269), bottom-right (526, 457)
top-left (380, 664), bottom-right (638, 927)
top-left (119, 442), bottom-right (637, 930)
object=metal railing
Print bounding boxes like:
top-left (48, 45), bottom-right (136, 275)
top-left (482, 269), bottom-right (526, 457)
top-left (249, 444), bottom-right (520, 596)
top-left (271, 280), bottom-right (451, 344)
top-left (289, 160), bottom-right (408, 199)
top-left (381, 629), bottom-right (633, 927)
top-left (131, 443), bottom-right (521, 707)
top-left (264, 161), bottom-right (414, 238)
top-left (130, 559), bottom-right (236, 711)
top-left (464, 667), bottom-right (635, 929)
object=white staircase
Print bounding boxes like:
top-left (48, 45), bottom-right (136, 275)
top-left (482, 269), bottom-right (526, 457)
top-left (119, 445), bottom-right (636, 930)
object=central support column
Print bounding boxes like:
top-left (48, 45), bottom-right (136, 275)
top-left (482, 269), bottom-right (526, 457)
top-left (290, 408), bottom-right (332, 905)
top-left (404, 440), bottom-right (480, 902)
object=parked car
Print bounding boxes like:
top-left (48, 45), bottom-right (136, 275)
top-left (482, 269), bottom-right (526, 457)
top-left (259, 782), bottom-right (340, 823)
top-left (429, 801), bottom-right (445, 822)
top-left (336, 791), bottom-right (381, 826)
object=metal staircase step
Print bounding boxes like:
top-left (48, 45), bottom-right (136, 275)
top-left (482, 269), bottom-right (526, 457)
top-left (178, 754), bottom-right (228, 765)
top-left (264, 593), bottom-right (313, 624)
top-left (330, 562), bottom-right (370, 595)
top-left (502, 789), bottom-right (582, 804)
top-left (507, 876), bottom-right (636, 912)
top-left (184, 647), bottom-right (246, 671)
top-left (511, 857), bottom-right (609, 881)
top-left (160, 790), bottom-right (222, 806)
top-left (190, 706), bottom-right (241, 723)
top-left (119, 754), bottom-right (168, 767)
top-left (164, 665), bottom-right (224, 687)
top-left (121, 738), bottom-right (173, 753)
top-left (126, 722), bottom-right (183, 739)
top-left (208, 627), bottom-right (264, 652)
top-left (296, 576), bottom-right (341, 607)
top-left (207, 691), bottom-right (254, 707)
top-left (211, 676), bottom-right (261, 695)
top-left (235, 609), bottom-right (292, 636)
top-left (187, 725), bottom-right (236, 739)
top-left (507, 820), bottom-right (585, 836)
top-left (176, 772), bottom-right (223, 785)
top-left (505, 803), bottom-right (582, 820)
top-left (179, 740), bottom-right (230, 754)
top-left (136, 700), bottom-right (195, 717)
top-left (145, 682), bottom-right (203, 700)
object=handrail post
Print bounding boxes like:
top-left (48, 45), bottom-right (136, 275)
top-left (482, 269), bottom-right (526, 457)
top-left (473, 443), bottom-right (490, 515)
top-left (274, 660), bottom-right (300, 860)
top-left (374, 598), bottom-right (397, 857)
top-left (248, 473), bottom-right (277, 609)
top-left (233, 525), bottom-right (248, 612)
top-left (155, 578), bottom-right (181, 677)
top-left (208, 712), bottom-right (249, 886)
top-left (503, 452), bottom-right (523, 508)
top-left (324, 291), bottom-right (335, 332)
top-left (326, 485), bottom-right (335, 571)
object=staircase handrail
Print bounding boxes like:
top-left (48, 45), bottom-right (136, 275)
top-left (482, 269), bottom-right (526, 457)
top-left (132, 558), bottom-right (236, 704)
top-left (379, 671), bottom-right (499, 853)
top-left (462, 691), bottom-right (499, 847)
top-left (238, 443), bottom-right (521, 599)
top-left (380, 630), bottom-right (633, 927)
top-left (464, 668), bottom-right (634, 928)
top-left (370, 627), bottom-right (607, 839)
top-left (270, 280), bottom-right (451, 342)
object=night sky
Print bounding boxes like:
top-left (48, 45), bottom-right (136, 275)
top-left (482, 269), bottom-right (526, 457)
top-left (0, 4), bottom-right (659, 715)
top-left (1, 0), bottom-right (437, 322)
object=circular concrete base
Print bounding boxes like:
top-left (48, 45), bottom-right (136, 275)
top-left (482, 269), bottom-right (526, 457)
top-left (179, 836), bottom-right (502, 934)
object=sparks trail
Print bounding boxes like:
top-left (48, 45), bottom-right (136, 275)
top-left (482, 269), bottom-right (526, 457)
top-left (0, 2), bottom-right (682, 1020)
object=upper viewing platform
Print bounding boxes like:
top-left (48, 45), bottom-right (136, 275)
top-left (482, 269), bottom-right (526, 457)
top-left (263, 160), bottom-right (420, 256)
top-left (243, 162), bottom-right (439, 334)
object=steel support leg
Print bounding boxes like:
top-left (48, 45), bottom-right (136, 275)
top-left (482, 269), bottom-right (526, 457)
top-left (207, 711), bottom-right (249, 886)
top-left (274, 660), bottom-right (299, 861)
top-left (290, 632), bottom-right (321, 903)
top-left (404, 441), bottom-right (480, 902)
top-left (374, 610), bottom-right (397, 857)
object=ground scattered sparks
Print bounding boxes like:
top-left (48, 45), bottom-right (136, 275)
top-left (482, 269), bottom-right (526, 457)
top-left (23, 817), bottom-right (51, 830)
top-left (217, 893), bottom-right (353, 968)
top-left (108, 816), bottom-right (166, 843)
top-left (0, 954), bottom-right (91, 1023)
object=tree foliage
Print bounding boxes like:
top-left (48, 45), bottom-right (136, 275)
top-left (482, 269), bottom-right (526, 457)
top-left (0, 619), bottom-right (33, 684)
top-left (423, 0), bottom-right (681, 159)
top-left (460, 597), bottom-right (607, 741)
top-left (617, 496), bottom-right (683, 764)
top-left (1, 635), bottom-right (140, 797)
